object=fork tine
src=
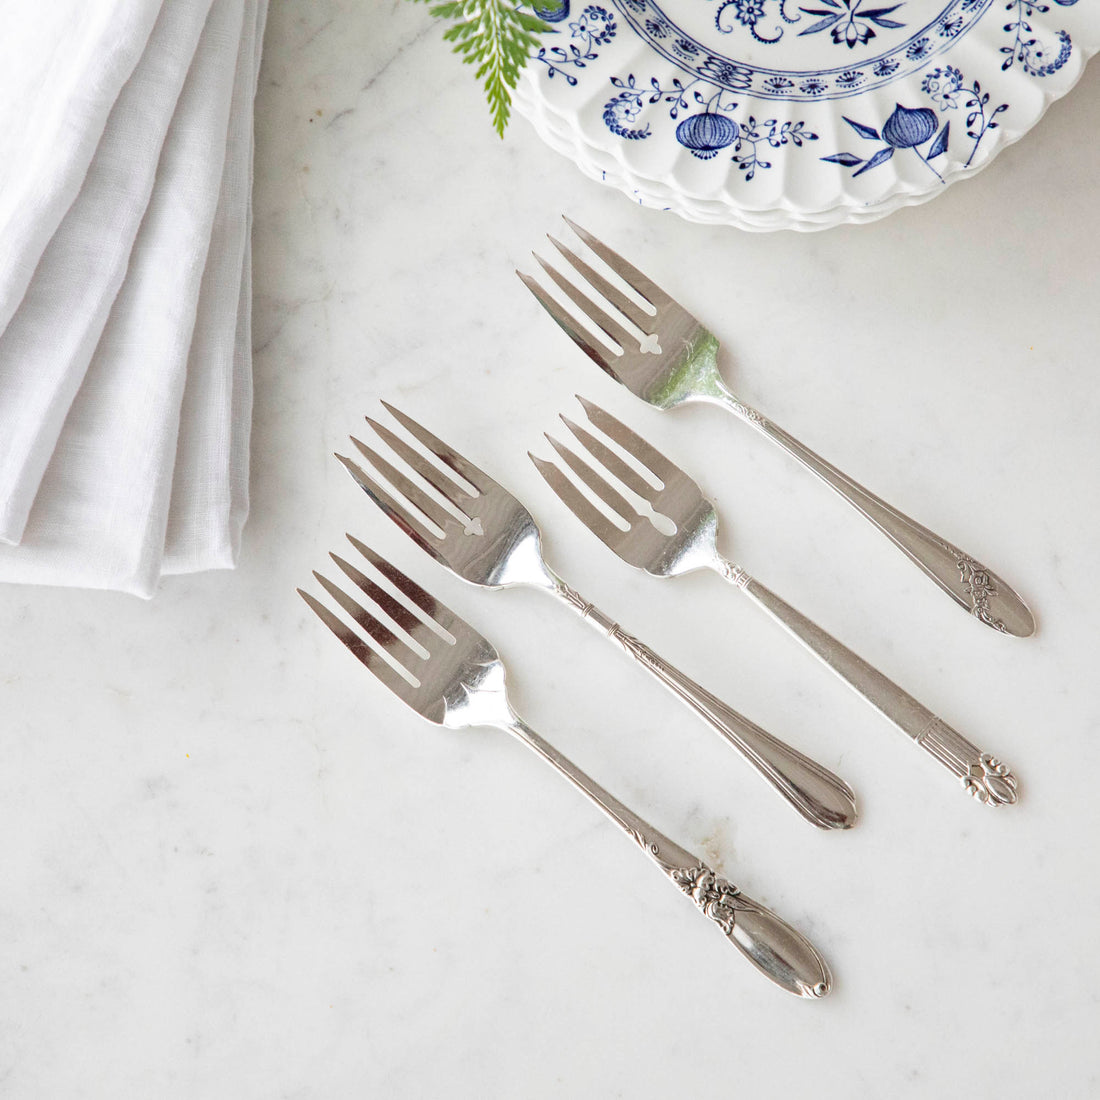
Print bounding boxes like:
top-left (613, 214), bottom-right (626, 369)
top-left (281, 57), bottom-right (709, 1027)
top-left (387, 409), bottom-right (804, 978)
top-left (298, 584), bottom-right (418, 700)
top-left (327, 550), bottom-right (436, 649)
top-left (532, 253), bottom-right (639, 356)
top-left (516, 269), bottom-right (617, 374)
top-left (350, 434), bottom-right (461, 534)
top-left (335, 452), bottom-right (446, 562)
top-left (313, 568), bottom-right (420, 661)
top-left (577, 396), bottom-right (681, 485)
top-left (346, 533), bottom-right (463, 638)
top-left (547, 234), bottom-right (654, 333)
top-left (559, 413), bottom-right (658, 503)
top-left (562, 216), bottom-right (673, 310)
top-left (380, 402), bottom-right (494, 497)
top-left (529, 452), bottom-right (631, 553)
top-left (544, 432), bottom-right (639, 526)
top-left (366, 414), bottom-right (474, 506)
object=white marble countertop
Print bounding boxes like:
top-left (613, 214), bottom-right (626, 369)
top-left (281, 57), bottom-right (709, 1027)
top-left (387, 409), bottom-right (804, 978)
top-left (2, 1), bottom-right (1099, 1094)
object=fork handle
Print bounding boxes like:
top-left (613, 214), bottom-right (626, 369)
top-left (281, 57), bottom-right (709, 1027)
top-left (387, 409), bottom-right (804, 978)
top-left (501, 714), bottom-right (832, 998)
top-left (718, 560), bottom-right (1019, 807)
top-left (715, 396), bottom-right (1035, 638)
top-left (552, 583), bottom-right (857, 830)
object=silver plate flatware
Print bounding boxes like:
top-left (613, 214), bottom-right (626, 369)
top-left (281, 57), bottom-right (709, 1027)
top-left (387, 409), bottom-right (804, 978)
top-left (300, 541), bottom-right (833, 998)
top-left (335, 402), bottom-right (858, 830)
top-left (532, 397), bottom-right (1019, 807)
top-left (518, 217), bottom-right (1035, 639)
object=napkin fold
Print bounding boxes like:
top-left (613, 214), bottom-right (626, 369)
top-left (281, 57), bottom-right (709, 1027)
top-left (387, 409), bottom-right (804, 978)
top-left (0, 0), bottom-right (164, 336)
top-left (164, 0), bottom-right (268, 576)
top-left (0, 0), bottom-right (268, 596)
top-left (0, 0), bottom-right (215, 545)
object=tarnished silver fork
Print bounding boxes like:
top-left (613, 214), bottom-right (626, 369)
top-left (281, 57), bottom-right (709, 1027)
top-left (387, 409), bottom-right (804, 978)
top-left (532, 397), bottom-right (1019, 807)
top-left (299, 542), bottom-right (833, 998)
top-left (518, 217), bottom-right (1035, 639)
top-left (335, 402), bottom-right (858, 830)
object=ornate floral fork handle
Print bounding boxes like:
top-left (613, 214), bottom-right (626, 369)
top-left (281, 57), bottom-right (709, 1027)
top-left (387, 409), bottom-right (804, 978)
top-left (720, 560), bottom-right (1018, 805)
top-left (552, 577), bottom-right (857, 829)
top-left (507, 714), bottom-right (832, 998)
top-left (714, 398), bottom-right (1030, 637)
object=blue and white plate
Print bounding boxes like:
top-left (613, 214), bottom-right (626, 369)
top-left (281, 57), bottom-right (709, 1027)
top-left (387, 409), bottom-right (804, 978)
top-left (514, 0), bottom-right (1098, 228)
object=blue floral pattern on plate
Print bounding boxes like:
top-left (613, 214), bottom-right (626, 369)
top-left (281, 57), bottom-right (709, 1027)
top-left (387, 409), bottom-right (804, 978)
top-left (514, 0), bottom-right (1096, 228)
top-left (797, 0), bottom-right (908, 49)
top-left (603, 72), bottom-right (819, 173)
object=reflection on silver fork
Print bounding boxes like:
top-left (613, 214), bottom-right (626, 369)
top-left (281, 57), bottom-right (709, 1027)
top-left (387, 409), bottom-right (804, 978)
top-left (334, 402), bottom-right (858, 830)
top-left (517, 217), bottom-right (1035, 639)
top-left (531, 397), bottom-right (1019, 807)
top-left (299, 540), bottom-right (833, 998)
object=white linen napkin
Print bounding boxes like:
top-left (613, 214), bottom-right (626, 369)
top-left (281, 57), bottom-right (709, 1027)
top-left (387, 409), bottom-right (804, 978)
top-left (0, 0), bottom-right (260, 596)
top-left (0, 0), bottom-right (164, 336)
top-left (163, 0), bottom-right (268, 576)
top-left (0, 0), bottom-right (216, 546)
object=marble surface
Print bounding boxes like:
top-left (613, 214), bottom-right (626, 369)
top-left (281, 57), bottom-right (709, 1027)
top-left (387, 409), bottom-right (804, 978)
top-left (2, 1), bottom-right (1100, 1094)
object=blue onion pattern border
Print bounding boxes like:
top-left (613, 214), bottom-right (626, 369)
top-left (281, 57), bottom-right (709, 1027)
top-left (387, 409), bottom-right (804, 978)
top-left (612, 0), bottom-right (996, 100)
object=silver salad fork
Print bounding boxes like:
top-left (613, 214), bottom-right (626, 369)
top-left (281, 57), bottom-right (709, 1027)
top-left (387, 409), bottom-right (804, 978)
top-left (299, 543), bottom-right (833, 998)
top-left (335, 402), bottom-right (858, 830)
top-left (531, 397), bottom-right (1019, 807)
top-left (517, 217), bottom-right (1035, 639)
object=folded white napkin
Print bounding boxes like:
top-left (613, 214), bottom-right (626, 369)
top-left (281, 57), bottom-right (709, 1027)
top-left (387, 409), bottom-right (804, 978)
top-left (0, 0), bottom-right (267, 596)
top-left (0, 0), bottom-right (164, 336)
top-left (0, 0), bottom-right (215, 545)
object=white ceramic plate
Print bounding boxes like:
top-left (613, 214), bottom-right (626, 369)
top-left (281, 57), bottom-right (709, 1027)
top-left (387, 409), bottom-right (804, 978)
top-left (515, 0), bottom-right (1099, 229)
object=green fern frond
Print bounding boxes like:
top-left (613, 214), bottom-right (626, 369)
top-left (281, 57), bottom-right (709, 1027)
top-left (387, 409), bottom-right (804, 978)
top-left (410, 0), bottom-right (553, 136)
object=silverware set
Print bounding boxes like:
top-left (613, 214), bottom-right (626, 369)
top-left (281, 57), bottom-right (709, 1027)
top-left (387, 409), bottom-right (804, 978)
top-left (519, 217), bottom-right (1035, 639)
top-left (533, 397), bottom-right (1018, 807)
top-left (299, 218), bottom-right (1032, 999)
top-left (338, 405), bottom-right (856, 831)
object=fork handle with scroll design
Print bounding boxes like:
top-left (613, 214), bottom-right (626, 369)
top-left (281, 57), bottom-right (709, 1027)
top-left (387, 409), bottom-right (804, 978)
top-left (707, 393), bottom-right (1035, 639)
top-left (715, 558), bottom-right (1018, 806)
top-left (503, 714), bottom-right (832, 998)
top-left (550, 578), bottom-right (859, 830)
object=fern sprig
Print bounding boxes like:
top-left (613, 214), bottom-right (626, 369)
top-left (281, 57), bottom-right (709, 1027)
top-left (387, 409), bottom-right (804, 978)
top-left (412, 0), bottom-right (554, 136)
